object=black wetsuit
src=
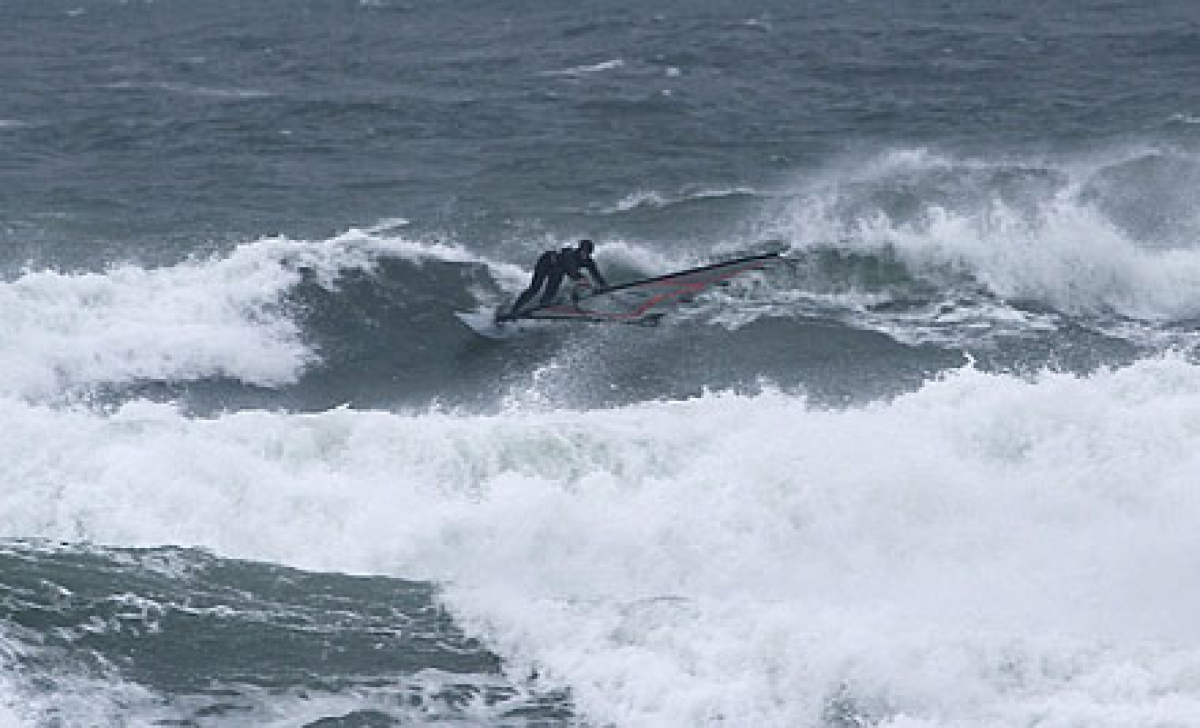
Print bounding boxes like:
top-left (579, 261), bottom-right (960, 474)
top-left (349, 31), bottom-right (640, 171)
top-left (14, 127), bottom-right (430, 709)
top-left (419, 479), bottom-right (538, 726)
top-left (509, 248), bottom-right (607, 317)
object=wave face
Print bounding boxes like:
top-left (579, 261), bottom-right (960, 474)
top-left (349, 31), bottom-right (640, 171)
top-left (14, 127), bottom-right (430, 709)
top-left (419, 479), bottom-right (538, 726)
top-left (773, 149), bottom-right (1200, 320)
top-left (4, 0), bottom-right (1200, 725)
top-left (7, 148), bottom-right (1199, 413)
top-left (0, 541), bottom-right (569, 726)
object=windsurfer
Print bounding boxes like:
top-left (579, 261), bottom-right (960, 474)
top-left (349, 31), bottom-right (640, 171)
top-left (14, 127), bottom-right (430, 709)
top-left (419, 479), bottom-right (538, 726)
top-left (499, 239), bottom-right (608, 322)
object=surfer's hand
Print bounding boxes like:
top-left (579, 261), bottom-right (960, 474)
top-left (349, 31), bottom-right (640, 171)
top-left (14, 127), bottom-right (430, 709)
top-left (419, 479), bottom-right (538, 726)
top-left (570, 282), bottom-right (592, 302)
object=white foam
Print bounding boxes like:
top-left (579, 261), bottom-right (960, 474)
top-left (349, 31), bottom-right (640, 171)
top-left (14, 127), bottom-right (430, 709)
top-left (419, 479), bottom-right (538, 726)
top-left (4, 357), bottom-right (1200, 725)
top-left (603, 186), bottom-right (760, 214)
top-left (542, 59), bottom-right (626, 77)
top-left (776, 148), bottom-right (1200, 323)
top-left (861, 196), bottom-right (1200, 319)
top-left (0, 637), bottom-right (33, 728)
top-left (613, 190), bottom-right (672, 212)
top-left (0, 228), bottom-right (519, 400)
top-left (0, 658), bottom-right (532, 727)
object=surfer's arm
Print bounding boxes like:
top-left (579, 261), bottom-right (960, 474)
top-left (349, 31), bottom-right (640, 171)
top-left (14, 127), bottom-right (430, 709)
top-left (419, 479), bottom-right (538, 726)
top-left (583, 260), bottom-right (608, 288)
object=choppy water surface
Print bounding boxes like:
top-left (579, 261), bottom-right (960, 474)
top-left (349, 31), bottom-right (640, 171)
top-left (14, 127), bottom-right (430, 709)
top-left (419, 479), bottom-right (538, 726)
top-left (3, 1), bottom-right (1200, 725)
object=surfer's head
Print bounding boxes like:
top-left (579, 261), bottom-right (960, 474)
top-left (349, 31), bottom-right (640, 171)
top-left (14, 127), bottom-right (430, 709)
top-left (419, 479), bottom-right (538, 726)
top-left (577, 239), bottom-right (594, 257)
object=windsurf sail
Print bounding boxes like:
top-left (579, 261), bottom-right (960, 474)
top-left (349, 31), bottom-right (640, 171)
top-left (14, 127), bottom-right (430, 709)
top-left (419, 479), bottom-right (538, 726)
top-left (517, 251), bottom-right (781, 325)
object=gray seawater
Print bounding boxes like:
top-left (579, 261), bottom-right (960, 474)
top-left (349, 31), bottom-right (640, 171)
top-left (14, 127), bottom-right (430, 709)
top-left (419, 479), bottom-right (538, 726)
top-left (4, 1), bottom-right (1200, 726)
top-left (0, 540), bottom-right (568, 725)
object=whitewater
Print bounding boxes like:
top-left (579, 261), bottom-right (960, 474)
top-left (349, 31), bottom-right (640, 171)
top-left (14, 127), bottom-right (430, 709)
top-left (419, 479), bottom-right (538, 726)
top-left (4, 357), bottom-right (1200, 726)
top-left (5, 143), bottom-right (1200, 724)
top-left (6, 0), bottom-right (1200, 725)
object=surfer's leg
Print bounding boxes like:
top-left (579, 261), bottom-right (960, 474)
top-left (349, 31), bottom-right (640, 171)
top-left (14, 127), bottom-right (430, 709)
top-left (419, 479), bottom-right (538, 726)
top-left (509, 267), bottom-right (548, 316)
top-left (539, 270), bottom-right (566, 305)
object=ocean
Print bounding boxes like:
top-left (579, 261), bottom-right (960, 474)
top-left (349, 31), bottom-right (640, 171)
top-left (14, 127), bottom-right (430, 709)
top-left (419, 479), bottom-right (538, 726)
top-left (3, 0), bottom-right (1200, 725)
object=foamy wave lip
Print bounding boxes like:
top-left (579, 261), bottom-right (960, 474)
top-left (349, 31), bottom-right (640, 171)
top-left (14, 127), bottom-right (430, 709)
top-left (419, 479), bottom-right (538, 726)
top-left (6, 357), bottom-right (1200, 726)
top-left (612, 190), bottom-right (671, 211)
top-left (347, 227), bottom-right (528, 289)
top-left (877, 199), bottom-right (1200, 320)
top-left (541, 59), bottom-right (625, 77)
top-left (0, 227), bottom-right (509, 400)
top-left (771, 147), bottom-right (1200, 325)
top-left (600, 186), bottom-right (761, 214)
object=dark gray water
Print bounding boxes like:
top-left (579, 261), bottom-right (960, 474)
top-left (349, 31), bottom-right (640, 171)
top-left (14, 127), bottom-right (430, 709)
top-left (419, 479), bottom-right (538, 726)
top-left (4, 1), bottom-right (1200, 726)
top-left (0, 540), bottom-right (568, 725)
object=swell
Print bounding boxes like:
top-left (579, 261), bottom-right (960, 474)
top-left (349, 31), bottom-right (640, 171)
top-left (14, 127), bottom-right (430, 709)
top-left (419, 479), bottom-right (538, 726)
top-left (4, 145), bottom-right (1199, 412)
top-left (0, 223), bottom-right (952, 412)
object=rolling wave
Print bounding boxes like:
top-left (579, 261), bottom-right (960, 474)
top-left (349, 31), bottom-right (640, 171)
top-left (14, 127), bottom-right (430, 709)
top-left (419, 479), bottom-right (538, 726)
top-left (0, 229), bottom-right (524, 401)
top-left (777, 147), bottom-right (1200, 318)
top-left (737, 147), bottom-right (1200, 347)
top-left (3, 358), bottom-right (1200, 725)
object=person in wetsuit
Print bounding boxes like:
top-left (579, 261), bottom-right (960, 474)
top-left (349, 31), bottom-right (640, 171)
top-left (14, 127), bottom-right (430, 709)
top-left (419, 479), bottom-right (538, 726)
top-left (500, 239), bottom-right (608, 321)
